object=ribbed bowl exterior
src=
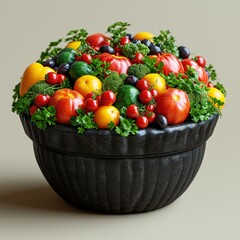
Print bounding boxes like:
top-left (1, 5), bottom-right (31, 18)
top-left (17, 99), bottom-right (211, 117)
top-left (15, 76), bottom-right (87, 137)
top-left (20, 114), bottom-right (219, 214)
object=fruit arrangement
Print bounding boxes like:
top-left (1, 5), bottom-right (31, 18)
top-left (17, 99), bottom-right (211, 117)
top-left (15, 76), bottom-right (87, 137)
top-left (12, 22), bottom-right (226, 137)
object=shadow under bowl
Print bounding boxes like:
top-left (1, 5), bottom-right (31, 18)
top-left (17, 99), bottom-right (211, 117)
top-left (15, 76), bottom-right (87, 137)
top-left (20, 114), bottom-right (219, 214)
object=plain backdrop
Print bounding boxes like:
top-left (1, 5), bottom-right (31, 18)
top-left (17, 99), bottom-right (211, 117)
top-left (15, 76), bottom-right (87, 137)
top-left (0, 0), bottom-right (239, 239)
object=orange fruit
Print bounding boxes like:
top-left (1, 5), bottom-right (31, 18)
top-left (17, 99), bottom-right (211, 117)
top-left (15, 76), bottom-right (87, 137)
top-left (142, 73), bottom-right (167, 95)
top-left (94, 106), bottom-right (120, 129)
top-left (208, 87), bottom-right (225, 109)
top-left (134, 32), bottom-right (154, 42)
top-left (74, 75), bottom-right (102, 99)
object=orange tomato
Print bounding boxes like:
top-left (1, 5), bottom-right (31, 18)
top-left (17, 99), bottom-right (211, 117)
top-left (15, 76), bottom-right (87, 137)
top-left (74, 75), bottom-right (102, 98)
top-left (142, 73), bottom-right (167, 95)
top-left (19, 62), bottom-right (55, 96)
top-left (208, 87), bottom-right (225, 109)
top-left (93, 106), bottom-right (120, 129)
top-left (134, 31), bottom-right (154, 42)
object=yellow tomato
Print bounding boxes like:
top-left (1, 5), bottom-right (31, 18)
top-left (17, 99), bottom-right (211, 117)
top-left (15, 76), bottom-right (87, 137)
top-left (19, 62), bottom-right (55, 96)
top-left (73, 75), bottom-right (102, 98)
top-left (94, 106), bottom-right (120, 129)
top-left (208, 87), bottom-right (225, 109)
top-left (142, 73), bottom-right (167, 95)
top-left (65, 41), bottom-right (81, 50)
top-left (134, 31), bottom-right (154, 42)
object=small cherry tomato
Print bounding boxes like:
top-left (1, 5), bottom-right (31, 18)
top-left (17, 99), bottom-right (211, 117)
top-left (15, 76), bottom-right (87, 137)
top-left (150, 89), bottom-right (158, 100)
top-left (114, 46), bottom-right (122, 54)
top-left (46, 72), bottom-right (58, 85)
top-left (146, 104), bottom-right (155, 112)
top-left (85, 98), bottom-right (99, 112)
top-left (29, 105), bottom-right (39, 115)
top-left (136, 79), bottom-right (149, 91)
top-left (35, 94), bottom-right (50, 107)
top-left (101, 40), bottom-right (111, 46)
top-left (120, 36), bottom-right (131, 46)
top-left (132, 52), bottom-right (144, 64)
top-left (80, 53), bottom-right (92, 64)
top-left (136, 115), bottom-right (149, 129)
top-left (139, 89), bottom-right (153, 104)
top-left (207, 81), bottom-right (214, 88)
top-left (146, 111), bottom-right (156, 124)
top-left (126, 104), bottom-right (139, 119)
top-left (100, 91), bottom-right (116, 106)
top-left (195, 56), bottom-right (206, 68)
top-left (57, 74), bottom-right (66, 84)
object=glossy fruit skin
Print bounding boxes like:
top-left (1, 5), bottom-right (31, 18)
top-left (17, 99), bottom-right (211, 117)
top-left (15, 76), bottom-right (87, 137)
top-left (146, 112), bottom-right (156, 124)
top-left (100, 91), bottom-right (116, 106)
top-left (69, 61), bottom-right (93, 81)
top-left (46, 72), bottom-right (58, 85)
top-left (57, 74), bottom-right (66, 84)
top-left (208, 87), bottom-right (225, 109)
top-left (57, 52), bottom-right (75, 66)
top-left (48, 88), bottom-right (84, 124)
top-left (155, 114), bottom-right (168, 128)
top-left (126, 104), bottom-right (139, 119)
top-left (86, 33), bottom-right (111, 49)
top-left (155, 88), bottom-right (190, 125)
top-left (65, 41), bottom-right (81, 50)
top-left (120, 37), bottom-right (131, 46)
top-left (29, 105), bottom-right (39, 116)
top-left (74, 75), bottom-right (102, 99)
top-left (151, 53), bottom-right (184, 75)
top-left (125, 75), bottom-right (138, 85)
top-left (19, 62), bottom-right (55, 96)
top-left (139, 90), bottom-right (153, 104)
top-left (134, 32), bottom-right (154, 42)
top-left (85, 98), bottom-right (99, 112)
top-left (79, 53), bottom-right (92, 64)
top-left (181, 59), bottom-right (208, 85)
top-left (94, 53), bottom-right (132, 74)
top-left (93, 105), bottom-right (120, 129)
top-left (35, 94), bottom-right (50, 107)
top-left (195, 56), bottom-right (206, 68)
top-left (178, 46), bottom-right (190, 59)
top-left (132, 52), bottom-right (144, 64)
top-left (136, 79), bottom-right (149, 91)
top-left (142, 73), bottom-right (167, 95)
top-left (114, 85), bottom-right (140, 109)
top-left (136, 115), bottom-right (149, 128)
top-left (57, 63), bottom-right (70, 76)
top-left (99, 45), bottom-right (115, 54)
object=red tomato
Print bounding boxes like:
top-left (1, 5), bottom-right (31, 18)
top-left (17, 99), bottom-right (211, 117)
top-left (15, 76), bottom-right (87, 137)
top-left (150, 89), bottom-right (158, 100)
top-left (139, 90), bottom-right (153, 104)
top-left (80, 53), bottom-right (92, 64)
top-left (146, 112), bottom-right (156, 124)
top-left (136, 79), bottom-right (149, 91)
top-left (181, 59), bottom-right (208, 85)
top-left (57, 74), bottom-right (66, 84)
top-left (136, 115), bottom-right (149, 129)
top-left (155, 88), bottom-right (190, 125)
top-left (48, 88), bottom-right (85, 124)
top-left (46, 72), bottom-right (58, 85)
top-left (120, 37), bottom-right (131, 46)
top-left (85, 98), bottom-right (99, 112)
top-left (132, 52), bottom-right (144, 64)
top-left (35, 94), bottom-right (50, 107)
top-left (86, 33), bottom-right (111, 49)
top-left (100, 91), bottom-right (116, 106)
top-left (94, 53), bottom-right (132, 74)
top-left (29, 105), bottom-right (39, 116)
top-left (126, 104), bottom-right (139, 119)
top-left (195, 56), bottom-right (206, 68)
top-left (150, 53), bottom-right (184, 75)
top-left (146, 104), bottom-right (155, 112)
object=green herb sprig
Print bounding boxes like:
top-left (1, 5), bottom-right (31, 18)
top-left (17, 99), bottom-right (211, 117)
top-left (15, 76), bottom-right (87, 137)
top-left (107, 21), bottom-right (130, 46)
top-left (122, 43), bottom-right (150, 59)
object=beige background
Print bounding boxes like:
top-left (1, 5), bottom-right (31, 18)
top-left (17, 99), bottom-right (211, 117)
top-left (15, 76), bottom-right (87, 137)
top-left (0, 0), bottom-right (239, 239)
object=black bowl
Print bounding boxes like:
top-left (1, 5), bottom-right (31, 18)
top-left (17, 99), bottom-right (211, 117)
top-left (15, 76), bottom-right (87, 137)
top-left (20, 114), bottom-right (219, 214)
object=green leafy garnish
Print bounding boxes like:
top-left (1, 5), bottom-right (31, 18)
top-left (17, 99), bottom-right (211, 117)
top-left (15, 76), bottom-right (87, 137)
top-left (107, 21), bottom-right (130, 46)
top-left (109, 107), bottom-right (138, 137)
top-left (127, 63), bottom-right (150, 79)
top-left (215, 82), bottom-right (227, 97)
top-left (165, 67), bottom-right (219, 122)
top-left (12, 79), bottom-right (71, 115)
top-left (31, 106), bottom-right (56, 129)
top-left (65, 28), bottom-right (88, 42)
top-left (153, 30), bottom-right (179, 57)
top-left (70, 109), bottom-right (97, 134)
top-left (90, 58), bottom-right (112, 80)
top-left (143, 56), bottom-right (164, 73)
top-left (122, 43), bottom-right (150, 59)
top-left (205, 64), bottom-right (217, 81)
